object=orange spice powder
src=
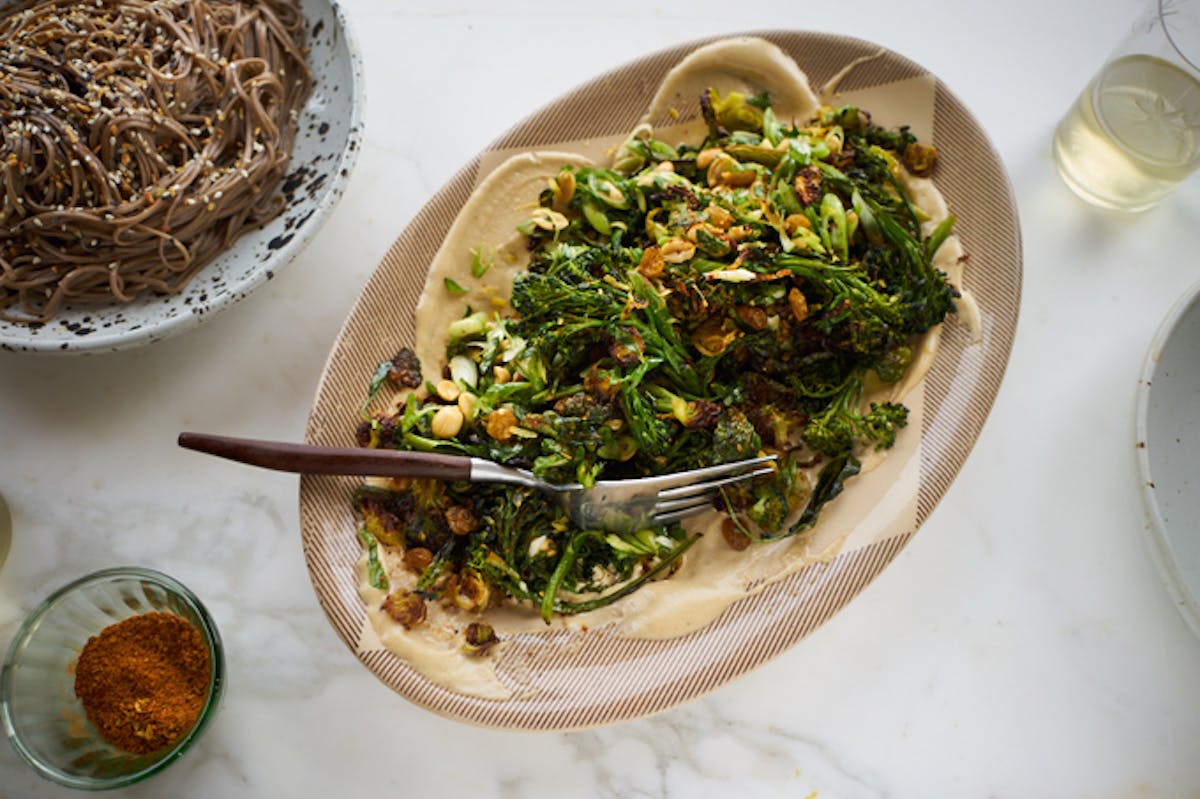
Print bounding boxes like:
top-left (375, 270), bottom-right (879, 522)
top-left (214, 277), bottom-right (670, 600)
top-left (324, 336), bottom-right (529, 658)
top-left (73, 612), bottom-right (211, 754)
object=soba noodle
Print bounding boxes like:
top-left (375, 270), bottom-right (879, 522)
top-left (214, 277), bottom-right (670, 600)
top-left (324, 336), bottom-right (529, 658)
top-left (0, 0), bottom-right (312, 322)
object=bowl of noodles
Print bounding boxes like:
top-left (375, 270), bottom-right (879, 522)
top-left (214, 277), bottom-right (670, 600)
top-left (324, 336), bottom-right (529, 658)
top-left (0, 0), bottom-right (363, 354)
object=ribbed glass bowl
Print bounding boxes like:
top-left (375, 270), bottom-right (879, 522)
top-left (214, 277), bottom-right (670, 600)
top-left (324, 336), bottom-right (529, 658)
top-left (1, 567), bottom-right (224, 790)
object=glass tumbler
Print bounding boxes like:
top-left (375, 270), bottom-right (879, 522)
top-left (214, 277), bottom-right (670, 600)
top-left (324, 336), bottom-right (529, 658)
top-left (1, 567), bottom-right (224, 790)
top-left (1053, 0), bottom-right (1200, 211)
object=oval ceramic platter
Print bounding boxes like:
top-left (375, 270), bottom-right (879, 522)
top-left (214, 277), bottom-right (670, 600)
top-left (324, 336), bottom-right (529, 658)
top-left (0, 0), bottom-right (365, 354)
top-left (300, 31), bottom-right (1022, 730)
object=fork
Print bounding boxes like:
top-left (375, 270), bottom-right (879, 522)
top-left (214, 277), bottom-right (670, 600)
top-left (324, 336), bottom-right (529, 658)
top-left (177, 432), bottom-right (776, 533)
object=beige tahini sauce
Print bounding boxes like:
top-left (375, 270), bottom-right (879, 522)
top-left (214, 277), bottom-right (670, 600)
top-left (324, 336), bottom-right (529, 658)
top-left (359, 37), bottom-right (972, 699)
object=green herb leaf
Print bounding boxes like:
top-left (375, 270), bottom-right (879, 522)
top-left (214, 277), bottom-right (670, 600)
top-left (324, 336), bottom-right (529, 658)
top-left (541, 530), bottom-right (587, 623)
top-left (788, 454), bottom-right (861, 536)
top-left (746, 90), bottom-right (772, 110)
top-left (359, 359), bottom-right (394, 418)
top-left (356, 528), bottom-right (388, 590)
top-left (470, 245), bottom-right (493, 278)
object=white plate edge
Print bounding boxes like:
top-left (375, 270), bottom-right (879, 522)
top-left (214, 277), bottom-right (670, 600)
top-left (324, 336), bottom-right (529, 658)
top-left (1134, 276), bottom-right (1200, 641)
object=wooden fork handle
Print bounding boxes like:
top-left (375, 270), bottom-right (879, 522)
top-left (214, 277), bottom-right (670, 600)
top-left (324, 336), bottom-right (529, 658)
top-left (177, 432), bottom-right (472, 481)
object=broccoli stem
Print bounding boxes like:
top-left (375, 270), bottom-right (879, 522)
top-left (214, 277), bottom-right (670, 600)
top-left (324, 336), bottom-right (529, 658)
top-left (540, 530), bottom-right (586, 622)
top-left (550, 534), bottom-right (699, 616)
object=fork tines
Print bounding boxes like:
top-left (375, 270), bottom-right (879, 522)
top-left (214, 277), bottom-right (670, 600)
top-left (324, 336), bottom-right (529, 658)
top-left (650, 455), bottom-right (778, 525)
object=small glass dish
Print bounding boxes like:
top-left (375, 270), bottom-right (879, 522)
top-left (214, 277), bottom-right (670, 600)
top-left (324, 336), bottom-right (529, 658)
top-left (1, 567), bottom-right (225, 790)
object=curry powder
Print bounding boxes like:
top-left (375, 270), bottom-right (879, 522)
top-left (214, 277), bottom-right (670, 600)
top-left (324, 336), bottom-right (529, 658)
top-left (73, 612), bottom-right (210, 754)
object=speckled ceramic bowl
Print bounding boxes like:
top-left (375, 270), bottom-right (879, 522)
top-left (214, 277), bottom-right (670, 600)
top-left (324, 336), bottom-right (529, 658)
top-left (1, 567), bottom-right (224, 790)
top-left (0, 0), bottom-right (365, 355)
top-left (1136, 279), bottom-right (1200, 640)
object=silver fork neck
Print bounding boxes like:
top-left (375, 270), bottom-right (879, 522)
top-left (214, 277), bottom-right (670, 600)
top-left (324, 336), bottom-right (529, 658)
top-left (468, 457), bottom-right (542, 489)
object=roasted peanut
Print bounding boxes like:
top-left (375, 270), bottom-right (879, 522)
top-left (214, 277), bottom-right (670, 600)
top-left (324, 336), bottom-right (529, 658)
top-left (695, 147), bottom-right (724, 169)
top-left (660, 238), bottom-right (696, 264)
top-left (552, 170), bottom-right (576, 208)
top-left (783, 213), bottom-right (812, 234)
top-left (706, 153), bottom-right (738, 186)
top-left (457, 391), bottom-right (477, 420)
top-left (722, 169), bottom-right (757, 188)
top-left (725, 224), bottom-right (753, 242)
top-left (431, 405), bottom-right (464, 438)
top-left (705, 204), bottom-right (733, 229)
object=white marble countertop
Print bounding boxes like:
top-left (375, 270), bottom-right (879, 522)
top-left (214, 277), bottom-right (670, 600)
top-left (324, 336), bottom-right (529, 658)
top-left (3, 0), bottom-right (1200, 796)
